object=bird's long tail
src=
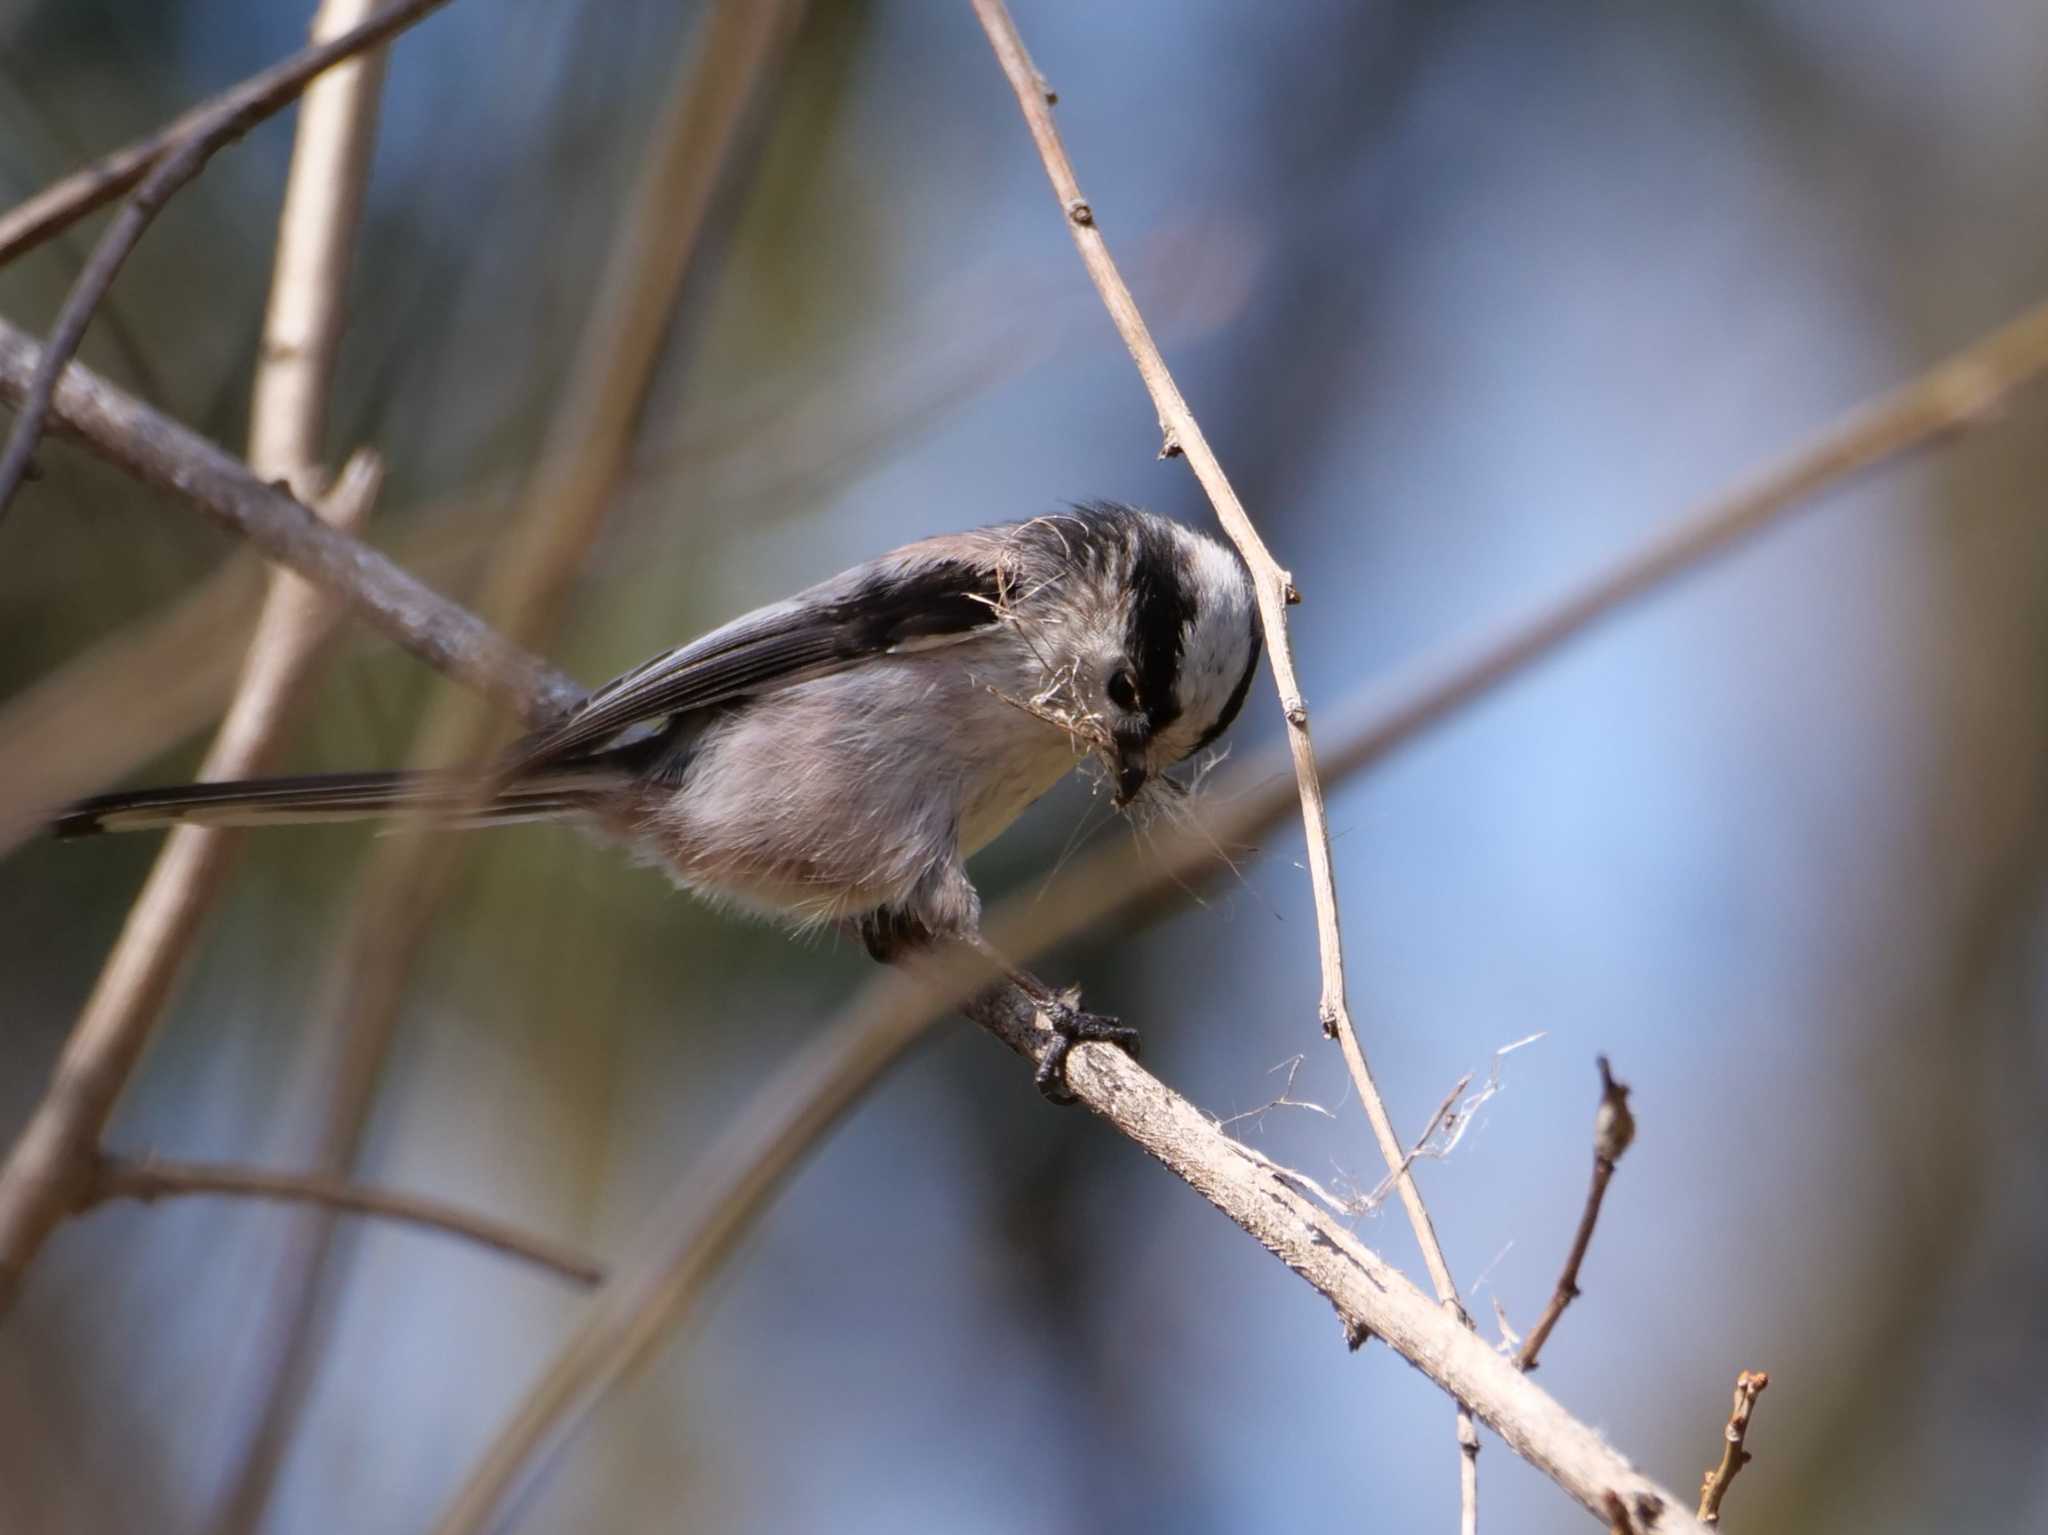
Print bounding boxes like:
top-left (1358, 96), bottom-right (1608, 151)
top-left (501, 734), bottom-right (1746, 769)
top-left (52, 767), bottom-right (624, 839)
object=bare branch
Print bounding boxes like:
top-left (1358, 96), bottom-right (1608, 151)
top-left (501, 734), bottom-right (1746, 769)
top-left (967, 2), bottom-right (1477, 1512)
top-left (1517, 1057), bottom-right (1636, 1372)
top-left (1698, 1369), bottom-right (1770, 1527)
top-left (0, 317), bottom-right (584, 724)
top-left (970, 985), bottom-right (1708, 1535)
top-left (0, 457), bottom-right (381, 1313)
top-left (0, 0), bottom-right (459, 266)
top-left (83, 1154), bottom-right (602, 1288)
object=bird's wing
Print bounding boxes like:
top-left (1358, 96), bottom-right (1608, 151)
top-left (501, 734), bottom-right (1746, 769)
top-left (505, 542), bottom-right (1008, 773)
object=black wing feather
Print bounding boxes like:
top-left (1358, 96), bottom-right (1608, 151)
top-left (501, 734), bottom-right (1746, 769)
top-left (506, 551), bottom-right (1004, 773)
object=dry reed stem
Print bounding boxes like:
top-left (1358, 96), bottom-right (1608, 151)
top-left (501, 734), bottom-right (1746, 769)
top-left (0, 0), bottom-right (458, 519)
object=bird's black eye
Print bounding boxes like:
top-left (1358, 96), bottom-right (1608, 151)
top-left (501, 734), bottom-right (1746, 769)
top-left (1107, 667), bottom-right (1139, 712)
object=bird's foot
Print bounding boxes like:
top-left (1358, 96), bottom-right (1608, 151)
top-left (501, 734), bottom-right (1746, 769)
top-left (1033, 990), bottom-right (1141, 1105)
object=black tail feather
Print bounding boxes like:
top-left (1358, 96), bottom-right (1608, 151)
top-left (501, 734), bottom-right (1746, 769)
top-left (52, 768), bottom-right (612, 839)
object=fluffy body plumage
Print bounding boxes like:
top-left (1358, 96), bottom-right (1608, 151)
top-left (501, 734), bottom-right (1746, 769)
top-left (57, 503), bottom-right (1262, 957)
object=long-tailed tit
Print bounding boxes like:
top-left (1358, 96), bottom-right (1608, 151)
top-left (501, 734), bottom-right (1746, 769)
top-left (56, 502), bottom-right (1263, 1098)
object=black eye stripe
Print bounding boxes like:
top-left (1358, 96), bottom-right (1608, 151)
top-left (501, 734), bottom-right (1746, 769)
top-left (1122, 516), bottom-right (1195, 732)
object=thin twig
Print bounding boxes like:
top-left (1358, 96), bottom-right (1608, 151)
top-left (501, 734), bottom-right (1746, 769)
top-left (1516, 1057), bottom-right (1635, 1371)
top-left (0, 0), bottom-right (459, 266)
top-left (0, 133), bottom-right (216, 519)
top-left (84, 1155), bottom-right (602, 1287)
top-left (1698, 1369), bottom-right (1770, 1527)
top-left (967, 2), bottom-right (1478, 1514)
top-left (0, 456), bottom-right (382, 1314)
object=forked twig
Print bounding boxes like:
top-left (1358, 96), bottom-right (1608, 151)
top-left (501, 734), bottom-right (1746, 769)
top-left (1516, 1057), bottom-right (1635, 1371)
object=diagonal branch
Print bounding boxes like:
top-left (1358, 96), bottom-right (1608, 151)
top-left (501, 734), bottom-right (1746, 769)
top-left (0, 0), bottom-right (460, 266)
top-left (83, 1155), bottom-right (603, 1288)
top-left (0, 315), bottom-right (583, 724)
top-left (966, 0), bottom-right (1478, 1516)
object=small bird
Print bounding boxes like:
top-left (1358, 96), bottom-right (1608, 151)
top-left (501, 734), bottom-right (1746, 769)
top-left (56, 501), bottom-right (1263, 1099)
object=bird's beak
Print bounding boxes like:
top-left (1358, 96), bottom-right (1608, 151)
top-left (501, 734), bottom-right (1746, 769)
top-left (1113, 742), bottom-right (1148, 808)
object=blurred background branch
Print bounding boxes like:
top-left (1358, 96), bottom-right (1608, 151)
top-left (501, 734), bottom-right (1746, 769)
top-left (85, 1153), bottom-right (604, 1288)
